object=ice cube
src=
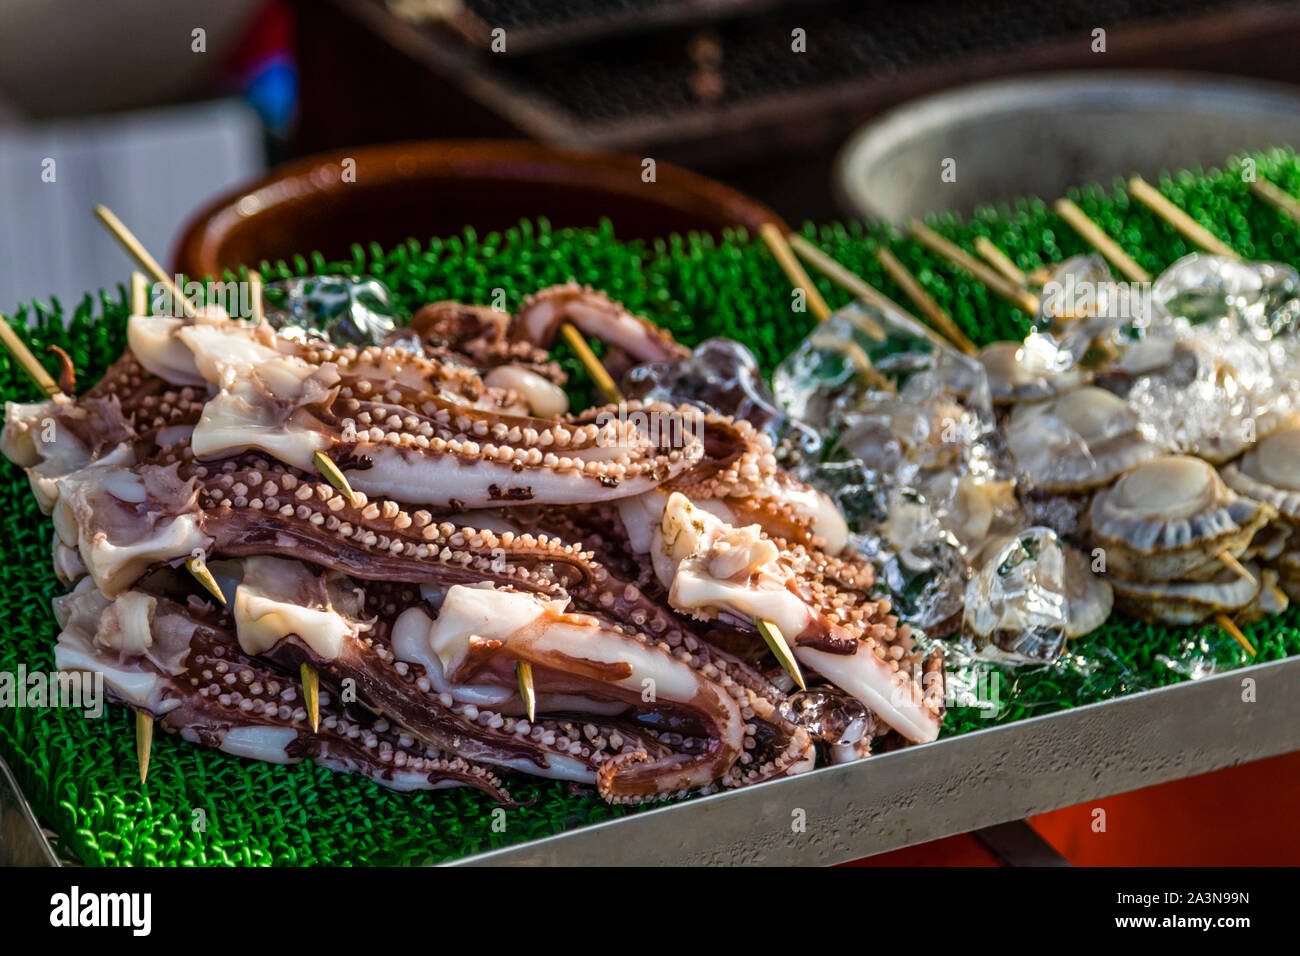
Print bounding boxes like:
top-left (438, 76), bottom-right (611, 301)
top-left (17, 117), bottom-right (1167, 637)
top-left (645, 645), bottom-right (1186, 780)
top-left (1127, 326), bottom-right (1277, 461)
top-left (773, 299), bottom-right (992, 432)
top-left (778, 686), bottom-right (874, 745)
top-left (624, 337), bottom-right (821, 458)
top-left (265, 275), bottom-right (399, 346)
top-left (961, 527), bottom-right (1071, 664)
top-left (1151, 253), bottom-right (1300, 338)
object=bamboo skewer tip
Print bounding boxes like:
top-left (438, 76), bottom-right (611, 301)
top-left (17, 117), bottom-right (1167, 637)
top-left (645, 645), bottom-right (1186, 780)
top-left (516, 661), bottom-right (537, 723)
top-left (185, 554), bottom-right (227, 605)
top-left (756, 618), bottom-right (806, 691)
top-left (1218, 551), bottom-right (1257, 588)
top-left (313, 451), bottom-right (362, 508)
top-left (135, 711), bottom-right (154, 784)
top-left (1214, 613), bottom-right (1256, 658)
top-left (300, 661), bottom-right (321, 733)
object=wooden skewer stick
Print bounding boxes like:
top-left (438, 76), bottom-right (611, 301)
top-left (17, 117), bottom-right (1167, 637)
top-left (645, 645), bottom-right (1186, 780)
top-left (974, 237), bottom-right (1027, 287)
top-left (300, 661), bottom-right (321, 733)
top-left (1214, 613), bottom-right (1256, 658)
top-left (907, 220), bottom-right (1041, 315)
top-left (874, 247), bottom-right (979, 356)
top-left (1127, 177), bottom-right (1239, 259)
top-left (0, 311), bottom-right (62, 398)
top-left (242, 269), bottom-right (327, 736)
top-left (560, 323), bottom-right (621, 405)
top-left (1249, 178), bottom-right (1300, 223)
top-left (94, 205), bottom-right (199, 318)
top-left (516, 661), bottom-right (537, 723)
top-left (762, 226), bottom-right (894, 392)
top-left (312, 450), bottom-right (361, 508)
top-left (251, 267), bottom-right (330, 736)
top-left (1217, 550), bottom-right (1257, 587)
top-left (756, 618), bottom-right (806, 691)
top-left (1053, 199), bottom-right (1152, 283)
top-left (553, 276), bottom-right (806, 690)
top-left (784, 234), bottom-right (889, 338)
top-left (128, 270), bottom-right (164, 782)
top-left (759, 223), bottom-right (833, 322)
top-left (136, 712), bottom-right (154, 784)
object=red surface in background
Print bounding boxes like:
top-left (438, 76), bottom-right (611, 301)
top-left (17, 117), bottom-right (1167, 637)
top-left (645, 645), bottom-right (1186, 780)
top-left (849, 751), bottom-right (1300, 866)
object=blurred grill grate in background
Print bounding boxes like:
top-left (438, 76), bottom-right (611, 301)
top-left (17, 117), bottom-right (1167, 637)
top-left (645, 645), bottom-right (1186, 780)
top-left (302, 0), bottom-right (1300, 219)
top-left (488, 0), bottom-right (1241, 121)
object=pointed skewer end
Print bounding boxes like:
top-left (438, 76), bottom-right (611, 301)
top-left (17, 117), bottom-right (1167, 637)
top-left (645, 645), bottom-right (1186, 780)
top-left (756, 618), bottom-right (806, 690)
top-left (300, 662), bottom-right (321, 733)
top-left (136, 711), bottom-right (154, 785)
top-left (516, 661), bottom-right (537, 723)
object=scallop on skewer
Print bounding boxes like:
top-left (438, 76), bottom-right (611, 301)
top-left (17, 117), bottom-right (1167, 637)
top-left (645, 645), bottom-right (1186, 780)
top-left (1224, 420), bottom-right (1300, 602)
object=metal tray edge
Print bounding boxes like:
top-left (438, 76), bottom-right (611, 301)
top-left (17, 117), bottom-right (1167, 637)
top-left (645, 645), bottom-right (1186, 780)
top-left (450, 656), bottom-right (1300, 865)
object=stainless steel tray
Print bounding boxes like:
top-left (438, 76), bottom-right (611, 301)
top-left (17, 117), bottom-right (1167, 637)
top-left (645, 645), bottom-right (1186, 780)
top-left (0, 756), bottom-right (58, 866)
top-left (453, 655), bottom-right (1300, 865)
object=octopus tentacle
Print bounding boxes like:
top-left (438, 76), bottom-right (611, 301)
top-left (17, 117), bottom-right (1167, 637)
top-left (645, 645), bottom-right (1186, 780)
top-left (406, 301), bottom-right (564, 382)
top-left (53, 579), bottom-right (515, 802)
top-left (6, 281), bottom-right (947, 804)
top-left (513, 283), bottom-right (690, 377)
top-left (51, 460), bottom-right (799, 801)
top-left (133, 314), bottom-right (706, 507)
top-left (224, 555), bottom-right (690, 785)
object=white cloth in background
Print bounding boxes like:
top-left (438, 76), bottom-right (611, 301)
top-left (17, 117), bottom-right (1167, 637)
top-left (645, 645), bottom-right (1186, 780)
top-left (0, 98), bottom-right (264, 314)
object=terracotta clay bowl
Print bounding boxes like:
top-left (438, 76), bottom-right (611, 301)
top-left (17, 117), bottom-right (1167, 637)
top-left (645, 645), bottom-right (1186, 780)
top-left (172, 140), bottom-right (785, 278)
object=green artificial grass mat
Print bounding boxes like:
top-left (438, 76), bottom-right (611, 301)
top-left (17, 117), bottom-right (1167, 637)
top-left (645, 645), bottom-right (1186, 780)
top-left (3, 149), bottom-right (1300, 865)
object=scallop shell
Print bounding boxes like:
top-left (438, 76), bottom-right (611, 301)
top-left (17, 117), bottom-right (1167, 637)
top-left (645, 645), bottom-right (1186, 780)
top-left (1063, 543), bottom-right (1113, 637)
top-left (1278, 549), bottom-right (1300, 602)
top-left (978, 341), bottom-right (1090, 405)
top-left (1110, 563), bottom-right (1260, 625)
top-left (1007, 386), bottom-right (1162, 492)
top-left (1222, 424), bottom-right (1300, 526)
top-left (1243, 523), bottom-right (1293, 563)
top-left (1087, 455), bottom-right (1276, 582)
top-left (1243, 568), bottom-right (1290, 623)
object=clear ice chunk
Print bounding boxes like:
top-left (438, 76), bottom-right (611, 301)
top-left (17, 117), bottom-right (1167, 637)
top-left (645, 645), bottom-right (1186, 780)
top-left (773, 299), bottom-right (992, 434)
top-left (623, 337), bottom-right (820, 457)
top-left (961, 527), bottom-right (1071, 664)
top-left (1028, 254), bottom-right (1174, 374)
top-left (800, 461), bottom-right (969, 638)
top-left (1126, 326), bottom-right (1278, 461)
top-left (778, 686), bottom-right (874, 745)
top-left (1036, 253), bottom-right (1115, 322)
top-left (1152, 253), bottom-right (1300, 340)
top-left (265, 275), bottom-right (399, 346)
